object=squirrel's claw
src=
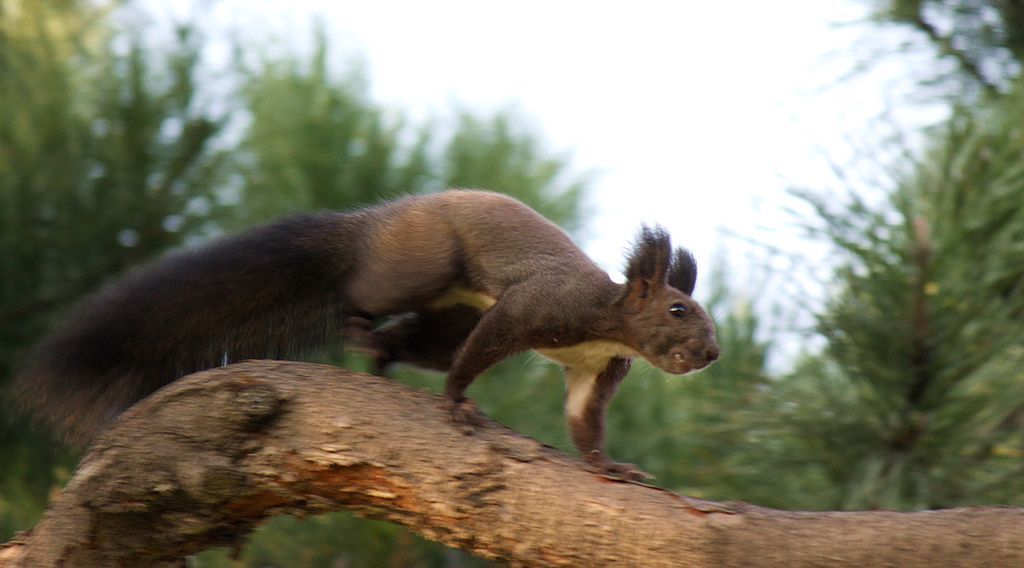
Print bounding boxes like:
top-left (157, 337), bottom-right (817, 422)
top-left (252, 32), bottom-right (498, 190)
top-left (585, 455), bottom-right (653, 482)
top-left (446, 397), bottom-right (483, 430)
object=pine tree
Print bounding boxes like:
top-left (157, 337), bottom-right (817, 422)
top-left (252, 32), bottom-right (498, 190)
top-left (778, 83), bottom-right (1024, 509)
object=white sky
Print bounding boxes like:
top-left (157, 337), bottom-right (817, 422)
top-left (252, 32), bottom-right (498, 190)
top-left (155, 1), bottom-right (946, 325)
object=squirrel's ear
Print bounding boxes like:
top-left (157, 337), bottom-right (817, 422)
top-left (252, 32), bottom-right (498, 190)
top-left (667, 247), bottom-right (697, 296)
top-left (619, 226), bottom-right (671, 304)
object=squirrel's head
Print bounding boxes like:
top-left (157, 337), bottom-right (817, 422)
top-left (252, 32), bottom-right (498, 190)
top-left (617, 226), bottom-right (719, 375)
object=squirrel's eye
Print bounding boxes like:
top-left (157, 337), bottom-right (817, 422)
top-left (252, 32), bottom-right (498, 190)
top-left (669, 303), bottom-right (688, 318)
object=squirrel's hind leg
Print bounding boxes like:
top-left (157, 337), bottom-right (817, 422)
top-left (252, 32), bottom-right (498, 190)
top-left (345, 305), bottom-right (482, 374)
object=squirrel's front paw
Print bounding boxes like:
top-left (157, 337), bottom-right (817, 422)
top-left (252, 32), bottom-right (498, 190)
top-left (446, 397), bottom-right (483, 429)
top-left (585, 454), bottom-right (652, 482)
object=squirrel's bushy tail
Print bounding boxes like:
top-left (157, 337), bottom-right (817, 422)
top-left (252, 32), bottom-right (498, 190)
top-left (12, 212), bottom-right (364, 446)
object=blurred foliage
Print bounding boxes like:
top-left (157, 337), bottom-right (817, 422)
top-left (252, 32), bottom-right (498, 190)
top-left (784, 80), bottom-right (1024, 509)
top-left (232, 26), bottom-right (585, 230)
top-left (199, 514), bottom-right (474, 568)
top-left (234, 29), bottom-right (431, 222)
top-left (867, 0), bottom-right (1024, 95)
top-left (441, 111), bottom-right (587, 232)
top-left (0, 0), bottom-right (224, 369)
top-left (0, 0), bottom-right (226, 539)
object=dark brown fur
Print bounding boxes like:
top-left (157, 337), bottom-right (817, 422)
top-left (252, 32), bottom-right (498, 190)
top-left (13, 190), bottom-right (718, 478)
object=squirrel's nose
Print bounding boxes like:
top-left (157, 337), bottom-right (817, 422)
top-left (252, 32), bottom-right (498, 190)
top-left (705, 345), bottom-right (720, 363)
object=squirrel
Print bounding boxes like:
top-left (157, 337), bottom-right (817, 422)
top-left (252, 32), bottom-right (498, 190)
top-left (12, 189), bottom-right (719, 481)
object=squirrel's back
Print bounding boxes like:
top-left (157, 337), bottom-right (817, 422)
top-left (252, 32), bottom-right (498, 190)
top-left (343, 190), bottom-right (598, 311)
top-left (356, 190), bottom-right (597, 294)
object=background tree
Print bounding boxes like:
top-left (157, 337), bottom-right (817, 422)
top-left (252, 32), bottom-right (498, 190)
top-left (234, 30), bottom-right (431, 223)
top-left (868, 0), bottom-right (1024, 96)
top-left (750, 0), bottom-right (1024, 511)
top-left (0, 0), bottom-right (225, 538)
top-left (773, 83), bottom-right (1024, 510)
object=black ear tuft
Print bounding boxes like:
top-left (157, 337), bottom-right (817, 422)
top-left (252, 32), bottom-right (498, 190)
top-left (624, 225), bottom-right (672, 284)
top-left (668, 247), bottom-right (698, 295)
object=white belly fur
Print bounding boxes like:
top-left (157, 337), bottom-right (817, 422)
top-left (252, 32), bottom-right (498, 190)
top-left (563, 367), bottom-right (598, 420)
top-left (537, 341), bottom-right (637, 371)
top-left (538, 341), bottom-right (637, 420)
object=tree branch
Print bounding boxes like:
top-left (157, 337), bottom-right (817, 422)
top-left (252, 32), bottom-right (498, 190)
top-left (3, 361), bottom-right (1023, 567)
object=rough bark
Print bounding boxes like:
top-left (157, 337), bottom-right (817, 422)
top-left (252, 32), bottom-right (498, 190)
top-left (2, 361), bottom-right (1023, 567)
